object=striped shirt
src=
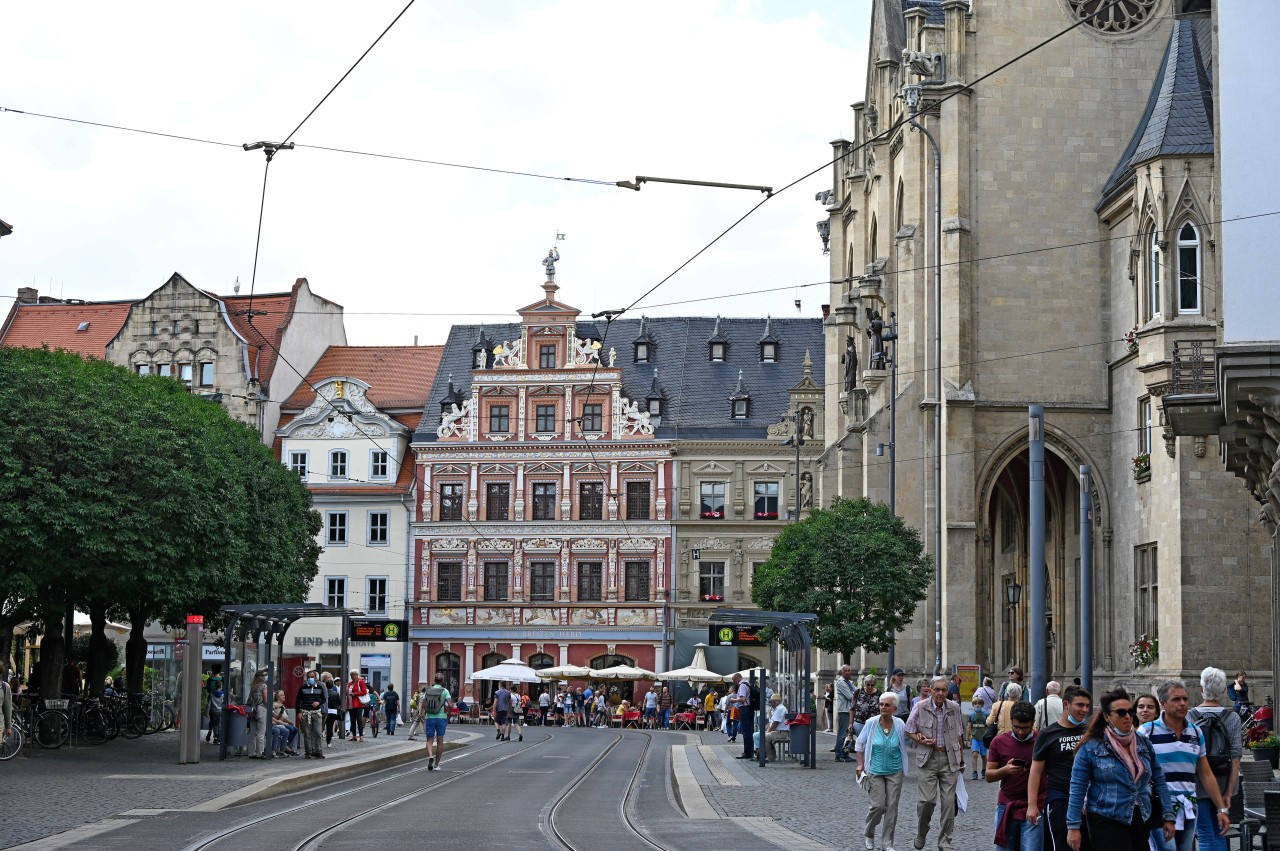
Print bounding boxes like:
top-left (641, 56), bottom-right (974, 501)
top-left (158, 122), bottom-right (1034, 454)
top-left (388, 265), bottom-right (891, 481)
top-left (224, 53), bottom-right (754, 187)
top-left (1140, 715), bottom-right (1204, 817)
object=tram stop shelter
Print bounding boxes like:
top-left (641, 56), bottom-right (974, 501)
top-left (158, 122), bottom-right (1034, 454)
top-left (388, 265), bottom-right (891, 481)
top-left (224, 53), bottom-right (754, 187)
top-left (708, 608), bottom-right (818, 768)
top-left (211, 603), bottom-right (366, 761)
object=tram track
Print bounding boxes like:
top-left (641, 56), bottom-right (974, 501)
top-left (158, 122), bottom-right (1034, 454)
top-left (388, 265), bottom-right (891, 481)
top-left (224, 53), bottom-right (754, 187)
top-left (544, 730), bottom-right (667, 851)
top-left (182, 732), bottom-right (552, 851)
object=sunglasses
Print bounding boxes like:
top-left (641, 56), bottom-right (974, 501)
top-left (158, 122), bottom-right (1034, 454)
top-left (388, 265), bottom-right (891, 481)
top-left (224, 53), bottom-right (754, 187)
top-left (1110, 707), bottom-right (1133, 718)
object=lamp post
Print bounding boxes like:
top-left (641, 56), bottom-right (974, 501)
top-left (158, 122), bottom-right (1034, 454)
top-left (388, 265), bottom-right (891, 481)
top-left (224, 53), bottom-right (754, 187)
top-left (1079, 465), bottom-right (1093, 694)
top-left (881, 313), bottom-right (899, 682)
top-left (1028, 405), bottom-right (1047, 703)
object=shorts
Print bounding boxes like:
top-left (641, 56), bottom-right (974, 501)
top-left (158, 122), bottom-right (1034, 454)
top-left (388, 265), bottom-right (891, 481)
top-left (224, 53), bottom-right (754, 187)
top-left (424, 716), bottom-right (448, 737)
top-left (643, 707), bottom-right (656, 718)
top-left (971, 740), bottom-right (987, 756)
top-left (495, 710), bottom-right (510, 725)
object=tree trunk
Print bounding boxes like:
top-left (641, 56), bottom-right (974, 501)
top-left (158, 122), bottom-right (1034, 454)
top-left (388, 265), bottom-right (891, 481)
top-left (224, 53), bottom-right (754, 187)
top-left (39, 607), bottom-right (66, 698)
top-left (86, 600), bottom-right (110, 699)
top-left (125, 606), bottom-right (148, 695)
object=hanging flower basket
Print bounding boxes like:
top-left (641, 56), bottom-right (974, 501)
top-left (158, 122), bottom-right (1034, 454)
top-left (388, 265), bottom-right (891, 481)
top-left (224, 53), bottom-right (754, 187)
top-left (1132, 452), bottom-right (1151, 479)
top-left (1129, 633), bottom-right (1158, 668)
top-left (1124, 325), bottom-right (1140, 355)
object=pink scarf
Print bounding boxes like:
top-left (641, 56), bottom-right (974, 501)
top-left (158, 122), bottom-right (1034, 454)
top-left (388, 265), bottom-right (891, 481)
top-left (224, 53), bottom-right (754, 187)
top-left (1105, 727), bottom-right (1143, 781)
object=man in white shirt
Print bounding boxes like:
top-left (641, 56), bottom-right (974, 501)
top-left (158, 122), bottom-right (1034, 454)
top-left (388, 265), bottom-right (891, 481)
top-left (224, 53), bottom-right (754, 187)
top-left (753, 693), bottom-right (791, 761)
top-left (1033, 680), bottom-right (1063, 731)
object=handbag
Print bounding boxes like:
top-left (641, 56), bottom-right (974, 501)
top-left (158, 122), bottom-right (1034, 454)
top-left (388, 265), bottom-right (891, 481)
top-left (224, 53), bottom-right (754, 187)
top-left (982, 702), bottom-right (1002, 749)
top-left (356, 693), bottom-right (371, 707)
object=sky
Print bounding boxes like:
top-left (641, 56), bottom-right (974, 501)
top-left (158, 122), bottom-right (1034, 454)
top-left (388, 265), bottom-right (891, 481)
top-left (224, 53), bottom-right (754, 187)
top-left (1, 1), bottom-right (871, 346)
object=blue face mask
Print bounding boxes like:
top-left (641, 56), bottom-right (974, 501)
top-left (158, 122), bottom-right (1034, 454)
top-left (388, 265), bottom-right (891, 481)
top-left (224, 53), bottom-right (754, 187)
top-left (307, 678), bottom-right (316, 686)
top-left (1108, 724), bottom-right (1132, 738)
top-left (1065, 711), bottom-right (1087, 726)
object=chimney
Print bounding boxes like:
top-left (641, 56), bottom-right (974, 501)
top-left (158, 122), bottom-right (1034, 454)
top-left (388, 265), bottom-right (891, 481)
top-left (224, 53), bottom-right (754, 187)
top-left (16, 287), bottom-right (37, 304)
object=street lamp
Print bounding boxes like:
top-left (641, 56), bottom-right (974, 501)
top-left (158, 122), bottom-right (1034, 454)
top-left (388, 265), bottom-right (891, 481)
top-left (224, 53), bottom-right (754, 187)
top-left (816, 220), bottom-right (831, 255)
top-left (1006, 581), bottom-right (1022, 608)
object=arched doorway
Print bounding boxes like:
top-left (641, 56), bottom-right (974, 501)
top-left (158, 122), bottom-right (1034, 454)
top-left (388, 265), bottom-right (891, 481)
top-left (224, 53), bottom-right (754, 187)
top-left (977, 435), bottom-right (1100, 683)
top-left (527, 652), bottom-right (554, 697)
top-left (590, 653), bottom-right (635, 704)
top-left (434, 652), bottom-right (460, 699)
top-left (479, 651), bottom-right (504, 706)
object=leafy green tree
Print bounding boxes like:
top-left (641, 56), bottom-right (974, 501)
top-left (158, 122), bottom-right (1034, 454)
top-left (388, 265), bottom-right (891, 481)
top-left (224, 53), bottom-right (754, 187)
top-left (0, 347), bottom-right (321, 695)
top-left (752, 497), bottom-right (932, 660)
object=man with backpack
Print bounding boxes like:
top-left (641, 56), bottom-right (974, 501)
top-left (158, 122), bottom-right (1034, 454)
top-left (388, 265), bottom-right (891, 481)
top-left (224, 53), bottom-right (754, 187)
top-left (1190, 667), bottom-right (1244, 851)
top-left (422, 673), bottom-right (451, 771)
top-left (1139, 679), bottom-right (1230, 851)
top-left (732, 673), bottom-right (761, 760)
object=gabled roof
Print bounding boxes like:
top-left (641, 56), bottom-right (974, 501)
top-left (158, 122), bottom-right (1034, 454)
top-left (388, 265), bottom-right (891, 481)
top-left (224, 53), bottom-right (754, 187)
top-left (281, 345), bottom-right (444, 411)
top-left (1100, 16), bottom-right (1214, 207)
top-left (0, 300), bottom-right (133, 359)
top-left (220, 290), bottom-right (299, 386)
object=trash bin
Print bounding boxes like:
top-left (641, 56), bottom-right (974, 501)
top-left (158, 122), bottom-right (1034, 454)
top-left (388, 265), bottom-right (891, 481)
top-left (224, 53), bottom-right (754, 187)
top-left (224, 704), bottom-right (248, 749)
top-left (788, 713), bottom-right (811, 759)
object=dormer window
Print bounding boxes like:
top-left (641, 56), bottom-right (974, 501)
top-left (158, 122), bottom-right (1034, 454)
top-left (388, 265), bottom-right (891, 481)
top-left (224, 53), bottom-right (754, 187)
top-left (635, 341), bottom-right (650, 363)
top-left (760, 341), bottom-right (777, 363)
top-left (729, 370), bottom-right (750, 419)
top-left (539, 344), bottom-right (557, 369)
top-left (732, 399), bottom-right (749, 418)
top-left (633, 317), bottom-right (657, 363)
top-left (648, 398), bottom-right (662, 416)
top-left (710, 342), bottom-right (726, 362)
top-left (707, 316), bottom-right (730, 362)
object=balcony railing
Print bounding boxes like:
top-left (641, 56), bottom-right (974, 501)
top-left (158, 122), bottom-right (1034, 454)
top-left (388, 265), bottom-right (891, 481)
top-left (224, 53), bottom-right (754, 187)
top-left (1170, 338), bottom-right (1216, 397)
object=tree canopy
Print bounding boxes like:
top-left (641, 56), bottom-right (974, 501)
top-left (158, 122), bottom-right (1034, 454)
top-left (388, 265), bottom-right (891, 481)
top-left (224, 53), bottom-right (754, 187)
top-left (0, 347), bottom-right (321, 694)
top-left (751, 497), bottom-right (932, 660)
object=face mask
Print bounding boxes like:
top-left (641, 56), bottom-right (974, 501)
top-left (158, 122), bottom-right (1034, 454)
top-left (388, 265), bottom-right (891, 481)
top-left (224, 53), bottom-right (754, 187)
top-left (1012, 728), bottom-right (1034, 742)
top-left (1065, 711), bottom-right (1087, 726)
top-left (1108, 724), bottom-right (1132, 738)
top-left (307, 678), bottom-right (316, 685)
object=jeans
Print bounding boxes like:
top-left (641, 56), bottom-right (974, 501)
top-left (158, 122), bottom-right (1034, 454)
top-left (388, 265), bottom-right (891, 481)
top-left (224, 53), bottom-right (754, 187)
top-left (1193, 799), bottom-right (1228, 851)
top-left (658, 708), bottom-right (670, 729)
top-left (835, 711), bottom-right (850, 759)
top-left (994, 802), bottom-right (1043, 851)
top-left (385, 711), bottom-right (397, 734)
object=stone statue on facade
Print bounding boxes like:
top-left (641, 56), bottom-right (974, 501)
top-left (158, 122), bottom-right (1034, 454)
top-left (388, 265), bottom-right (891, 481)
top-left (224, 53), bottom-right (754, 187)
top-left (842, 335), bottom-right (859, 392)
top-left (542, 247), bottom-right (560, 279)
top-left (800, 472), bottom-right (813, 508)
top-left (867, 311), bottom-right (887, 369)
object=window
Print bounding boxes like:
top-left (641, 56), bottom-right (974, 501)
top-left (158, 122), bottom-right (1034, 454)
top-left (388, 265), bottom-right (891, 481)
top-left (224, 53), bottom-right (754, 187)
top-left (1140, 398), bottom-right (1153, 456)
top-left (625, 480), bottom-right (650, 520)
top-left (288, 451), bottom-right (308, 477)
top-left (577, 562), bottom-right (603, 601)
top-left (486, 482), bottom-right (510, 521)
top-left (178, 363), bottom-right (193, 387)
top-left (199, 362), bottom-right (214, 386)
top-left (699, 562), bottom-right (725, 601)
top-left (579, 481), bottom-right (604, 520)
top-left (436, 562), bottom-right (462, 601)
top-left (1000, 498), bottom-right (1017, 553)
top-left (624, 561), bottom-right (650, 601)
top-left (539, 344), bottom-right (557, 369)
top-left (136, 364), bottom-right (152, 376)
top-left (732, 399), bottom-right (749, 419)
top-left (326, 512), bottom-right (348, 545)
top-left (1177, 222), bottom-right (1201, 313)
top-left (1135, 543), bottom-right (1158, 640)
top-left (700, 482), bottom-right (726, 519)
top-left (710, 342), bottom-right (726, 362)
top-left (157, 363), bottom-right (172, 378)
top-left (532, 483), bottom-right (557, 520)
top-left (760, 341), bottom-right (777, 363)
top-left (753, 482), bottom-right (779, 519)
top-left (369, 450), bottom-right (389, 479)
top-left (580, 403), bottom-right (603, 433)
top-left (325, 577), bottom-right (346, 608)
top-left (484, 562), bottom-right (508, 601)
top-left (635, 341), bottom-right (650, 363)
top-left (529, 562), bottom-right (556, 602)
top-left (1148, 229), bottom-right (1162, 320)
top-left (647, 398), bottom-right (662, 416)
top-left (368, 511), bottom-right (389, 545)
top-left (439, 483), bottom-right (464, 520)
top-left (489, 404), bottom-right (510, 433)
top-left (535, 404), bottom-right (557, 433)
top-left (367, 577), bottom-right (388, 614)
top-left (435, 652), bottom-right (460, 698)
top-left (329, 450), bottom-right (348, 479)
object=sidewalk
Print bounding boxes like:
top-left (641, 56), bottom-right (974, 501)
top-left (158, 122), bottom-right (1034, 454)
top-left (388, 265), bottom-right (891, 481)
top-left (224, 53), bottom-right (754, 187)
top-left (1, 723), bottom-right (475, 849)
top-left (670, 728), bottom-right (1002, 851)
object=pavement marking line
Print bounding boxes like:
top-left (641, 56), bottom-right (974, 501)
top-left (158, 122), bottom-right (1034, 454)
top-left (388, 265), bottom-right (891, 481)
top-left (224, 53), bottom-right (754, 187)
top-left (729, 816), bottom-right (836, 851)
top-left (118, 809), bottom-right (178, 816)
top-left (670, 746), bottom-right (720, 819)
top-left (105, 774), bottom-right (225, 780)
top-left (696, 745), bottom-right (741, 786)
top-left (8, 819), bottom-right (137, 850)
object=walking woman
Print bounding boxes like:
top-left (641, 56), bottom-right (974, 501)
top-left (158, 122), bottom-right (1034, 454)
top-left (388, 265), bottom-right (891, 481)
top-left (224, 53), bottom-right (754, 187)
top-left (1066, 688), bottom-right (1175, 850)
top-left (855, 692), bottom-right (910, 851)
top-left (322, 673), bottom-right (341, 745)
top-left (347, 670), bottom-right (370, 741)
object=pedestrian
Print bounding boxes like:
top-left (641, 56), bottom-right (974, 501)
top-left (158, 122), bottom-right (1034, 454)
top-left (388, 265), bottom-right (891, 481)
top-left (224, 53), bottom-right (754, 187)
top-left (322, 672), bottom-right (342, 744)
top-left (493, 681), bottom-right (514, 741)
top-left (834, 664), bottom-right (857, 763)
top-left (406, 683), bottom-right (426, 740)
top-left (967, 695), bottom-right (989, 781)
top-left (204, 663), bottom-right (223, 742)
top-left (1186, 668), bottom-right (1241, 851)
top-left (510, 686), bottom-right (526, 740)
top-left (295, 669), bottom-right (326, 759)
top-left (855, 691), bottom-right (910, 851)
top-left (1026, 684), bottom-right (1092, 851)
top-left (1066, 687), bottom-right (1175, 851)
top-left (904, 675), bottom-right (965, 851)
top-left (247, 670), bottom-right (269, 758)
top-left (206, 681), bottom-right (225, 745)
top-left (593, 689), bottom-right (609, 727)
top-left (1139, 679), bottom-right (1231, 851)
top-left (346, 670), bottom-right (371, 741)
top-left (888, 668), bottom-right (912, 721)
top-left (538, 688), bottom-right (551, 725)
top-left (985, 700), bottom-right (1043, 851)
top-left (271, 689), bottom-right (299, 756)
top-left (754, 693), bottom-right (791, 761)
top-left (1034, 681), bottom-right (1064, 732)
top-left (731, 673), bottom-right (756, 760)
top-left (975, 677), bottom-right (998, 712)
top-left (1134, 693), bottom-right (1159, 725)
top-left (822, 683), bottom-right (834, 733)
top-left (0, 669), bottom-right (13, 747)
top-left (1227, 670), bottom-right (1250, 714)
top-left (657, 686), bottom-right (673, 730)
top-left (988, 682), bottom-right (1024, 736)
top-left (999, 666), bottom-right (1025, 701)
top-left (422, 672), bottom-right (450, 770)
top-left (722, 690), bottom-right (735, 739)
top-left (911, 678), bottom-right (930, 712)
top-left (948, 673), bottom-right (962, 702)
top-left (580, 685), bottom-right (593, 726)
top-left (705, 687), bottom-right (719, 731)
top-left (853, 674), bottom-right (880, 738)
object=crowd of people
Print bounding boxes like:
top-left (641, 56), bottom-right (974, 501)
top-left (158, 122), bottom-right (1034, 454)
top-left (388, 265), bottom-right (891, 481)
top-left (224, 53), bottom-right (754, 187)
top-left (821, 665), bottom-right (1251, 851)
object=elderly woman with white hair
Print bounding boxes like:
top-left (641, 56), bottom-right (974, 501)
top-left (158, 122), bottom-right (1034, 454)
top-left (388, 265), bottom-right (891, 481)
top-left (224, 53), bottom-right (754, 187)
top-left (987, 682), bottom-right (1024, 736)
top-left (1189, 666), bottom-right (1242, 851)
top-left (856, 690), bottom-right (911, 851)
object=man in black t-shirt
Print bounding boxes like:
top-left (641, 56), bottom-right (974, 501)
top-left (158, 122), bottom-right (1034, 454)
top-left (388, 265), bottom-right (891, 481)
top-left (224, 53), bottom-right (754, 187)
top-left (1026, 684), bottom-right (1092, 851)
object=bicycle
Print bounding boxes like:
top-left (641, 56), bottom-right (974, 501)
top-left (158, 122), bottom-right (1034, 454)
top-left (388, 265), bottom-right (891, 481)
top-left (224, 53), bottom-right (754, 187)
top-left (0, 720), bottom-right (23, 760)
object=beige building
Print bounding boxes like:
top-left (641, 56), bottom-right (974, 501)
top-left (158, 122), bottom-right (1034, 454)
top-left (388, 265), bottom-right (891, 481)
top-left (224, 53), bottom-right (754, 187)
top-left (819, 0), bottom-right (1269, 691)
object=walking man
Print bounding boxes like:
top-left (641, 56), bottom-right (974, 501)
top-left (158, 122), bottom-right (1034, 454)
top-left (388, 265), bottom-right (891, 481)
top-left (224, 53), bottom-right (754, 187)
top-left (731, 673), bottom-right (755, 760)
top-left (1033, 681), bottom-right (1063, 732)
top-left (422, 673), bottom-right (451, 770)
top-left (295, 670), bottom-right (326, 759)
top-left (493, 681), bottom-right (514, 741)
top-left (1025, 684), bottom-right (1091, 851)
top-left (905, 676), bottom-right (965, 850)
top-left (834, 664), bottom-right (856, 763)
top-left (381, 683), bottom-right (400, 735)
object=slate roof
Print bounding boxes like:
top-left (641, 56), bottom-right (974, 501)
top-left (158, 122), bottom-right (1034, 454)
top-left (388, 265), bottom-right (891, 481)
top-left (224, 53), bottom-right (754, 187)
top-left (0, 300), bottom-right (133, 358)
top-left (281, 345), bottom-right (445, 411)
top-left (415, 317), bottom-right (825, 442)
top-left (902, 0), bottom-right (945, 26)
top-left (1100, 16), bottom-right (1214, 207)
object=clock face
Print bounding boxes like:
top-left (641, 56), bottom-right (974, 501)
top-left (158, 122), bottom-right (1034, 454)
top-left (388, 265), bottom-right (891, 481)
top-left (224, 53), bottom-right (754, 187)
top-left (1066, 0), bottom-right (1158, 34)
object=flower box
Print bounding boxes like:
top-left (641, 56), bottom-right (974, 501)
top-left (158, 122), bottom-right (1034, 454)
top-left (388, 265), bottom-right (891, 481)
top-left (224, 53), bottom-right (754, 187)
top-left (1128, 633), bottom-right (1158, 668)
top-left (701, 594), bottom-right (724, 602)
top-left (700, 510), bottom-right (724, 519)
top-left (753, 511), bottom-right (779, 520)
top-left (1132, 452), bottom-right (1150, 480)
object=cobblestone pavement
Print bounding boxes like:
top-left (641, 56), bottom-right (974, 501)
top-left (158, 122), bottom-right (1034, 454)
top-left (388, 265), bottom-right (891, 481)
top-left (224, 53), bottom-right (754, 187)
top-left (688, 729), bottom-right (1003, 851)
top-left (0, 724), bottom-right (452, 849)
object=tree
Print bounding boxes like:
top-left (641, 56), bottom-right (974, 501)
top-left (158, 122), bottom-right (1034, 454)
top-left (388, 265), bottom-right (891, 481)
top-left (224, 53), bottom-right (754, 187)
top-left (752, 497), bottom-right (932, 660)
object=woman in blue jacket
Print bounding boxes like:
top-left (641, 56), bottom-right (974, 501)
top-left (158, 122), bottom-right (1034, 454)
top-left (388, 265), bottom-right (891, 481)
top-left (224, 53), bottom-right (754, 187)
top-left (1066, 688), bottom-right (1175, 850)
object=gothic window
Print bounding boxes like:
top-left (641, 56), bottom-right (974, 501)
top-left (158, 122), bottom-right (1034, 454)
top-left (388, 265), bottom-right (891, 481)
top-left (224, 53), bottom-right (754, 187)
top-left (1135, 542), bottom-right (1158, 639)
top-left (625, 480), bottom-right (650, 520)
top-left (532, 483), bottom-right (557, 520)
top-left (579, 481), bottom-right (604, 520)
top-left (577, 562), bottom-right (603, 601)
top-left (1177, 222), bottom-right (1201, 314)
top-left (1147, 228), bottom-right (1162, 321)
top-left (529, 562), bottom-right (556, 602)
top-left (1068, 0), bottom-right (1158, 34)
top-left (489, 404), bottom-right (510, 433)
top-left (439, 483), bottom-right (464, 521)
top-left (895, 180), bottom-right (905, 231)
top-left (700, 482), bottom-right (726, 519)
top-left (485, 482), bottom-right (510, 521)
top-left (699, 562), bottom-right (725, 601)
top-left (436, 562), bottom-right (462, 601)
top-left (483, 562), bottom-right (508, 601)
top-left (1000, 498), bottom-right (1017, 553)
top-left (869, 214), bottom-right (878, 262)
top-left (624, 561), bottom-right (650, 601)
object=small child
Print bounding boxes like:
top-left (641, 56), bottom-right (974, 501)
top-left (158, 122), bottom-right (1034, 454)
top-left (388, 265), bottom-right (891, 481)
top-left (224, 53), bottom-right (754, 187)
top-left (967, 695), bottom-right (988, 780)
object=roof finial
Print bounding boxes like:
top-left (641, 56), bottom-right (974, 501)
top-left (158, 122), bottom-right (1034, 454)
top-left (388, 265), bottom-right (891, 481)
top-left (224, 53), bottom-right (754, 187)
top-left (803, 349), bottom-right (813, 378)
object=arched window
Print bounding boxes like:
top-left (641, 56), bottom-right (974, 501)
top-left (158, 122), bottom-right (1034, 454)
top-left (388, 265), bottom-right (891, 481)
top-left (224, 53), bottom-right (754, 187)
top-left (1148, 228), bottom-right (1162, 320)
top-left (1176, 221), bottom-right (1201, 314)
top-left (869, 215), bottom-right (878, 263)
top-left (591, 653), bottom-right (636, 703)
top-left (527, 653), bottom-right (554, 697)
top-left (895, 180), bottom-right (905, 231)
top-left (435, 652), bottom-right (460, 699)
top-left (479, 651), bottom-right (504, 705)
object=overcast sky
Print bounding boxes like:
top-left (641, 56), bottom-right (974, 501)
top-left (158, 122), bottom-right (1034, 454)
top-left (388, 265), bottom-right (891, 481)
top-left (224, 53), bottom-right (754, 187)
top-left (2, 2), bottom-right (870, 346)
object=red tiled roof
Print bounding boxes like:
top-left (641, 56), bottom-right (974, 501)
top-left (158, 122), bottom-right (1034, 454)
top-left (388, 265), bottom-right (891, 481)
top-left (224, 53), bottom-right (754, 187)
top-left (219, 290), bottom-right (297, 386)
top-left (282, 345), bottom-right (445, 411)
top-left (0, 301), bottom-right (133, 359)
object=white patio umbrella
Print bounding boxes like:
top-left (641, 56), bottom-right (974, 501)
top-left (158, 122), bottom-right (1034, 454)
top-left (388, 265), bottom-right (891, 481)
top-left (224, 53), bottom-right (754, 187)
top-left (592, 664), bottom-right (659, 681)
top-left (534, 664), bottom-right (593, 680)
top-left (657, 643), bottom-right (730, 683)
top-left (467, 658), bottom-right (543, 684)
